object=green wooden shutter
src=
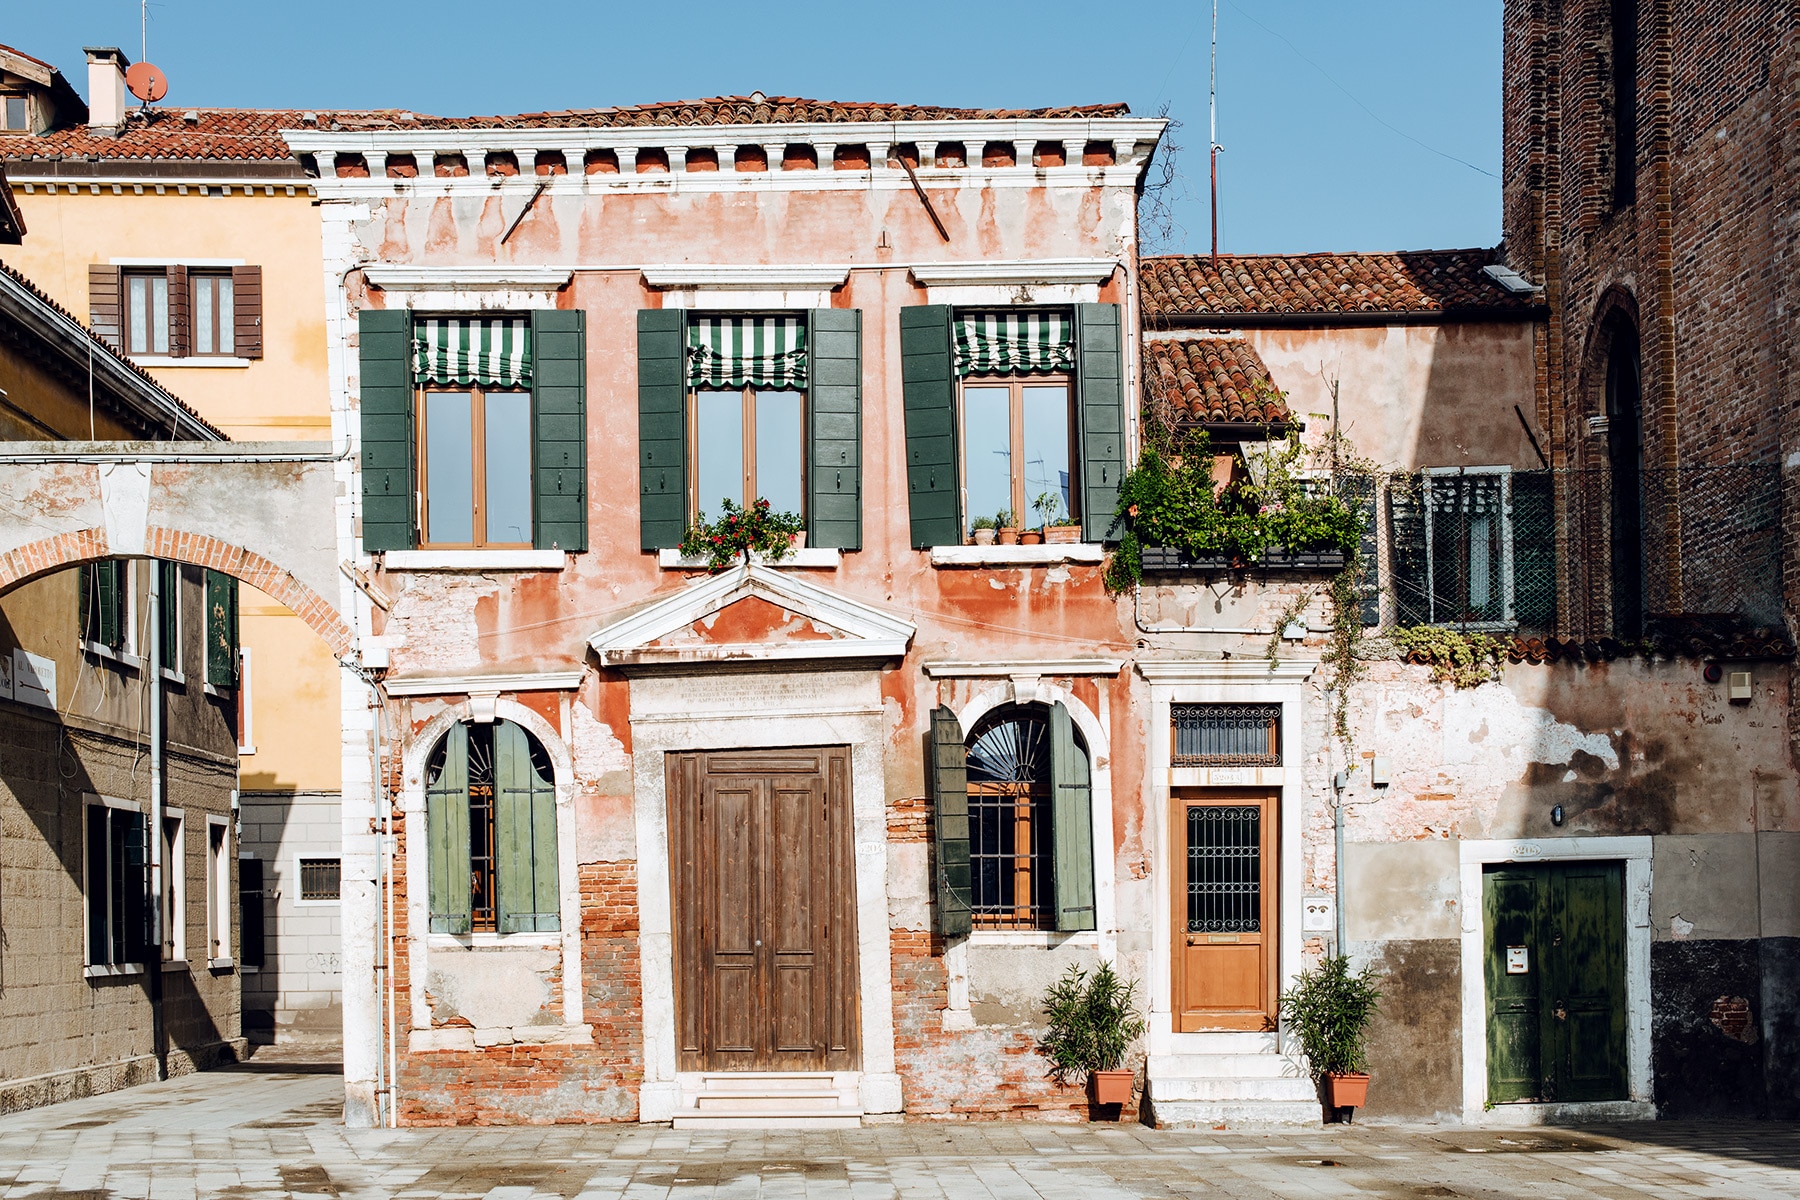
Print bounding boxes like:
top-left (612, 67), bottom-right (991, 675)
top-left (427, 723), bottom-right (473, 935)
top-left (1512, 470), bottom-right (1556, 632)
top-left (930, 703), bottom-right (972, 938)
top-left (1337, 476), bottom-right (1381, 625)
top-left (205, 570), bottom-right (238, 687)
top-left (1387, 473), bottom-right (1429, 626)
top-left (900, 305), bottom-right (962, 549)
top-left (87, 560), bottom-right (122, 649)
top-left (359, 308), bottom-right (416, 552)
top-left (531, 310), bottom-right (587, 552)
top-left (159, 561), bottom-right (180, 667)
top-left (495, 721), bottom-right (560, 934)
top-left (86, 810), bottom-right (109, 964)
top-left (1074, 303), bottom-right (1126, 543)
top-left (122, 811), bottom-right (149, 963)
top-left (1049, 702), bottom-right (1097, 932)
top-left (807, 308), bottom-right (862, 549)
top-left (638, 309), bottom-right (688, 550)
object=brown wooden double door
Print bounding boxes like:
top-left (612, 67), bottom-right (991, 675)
top-left (1172, 790), bottom-right (1279, 1032)
top-left (668, 747), bottom-right (860, 1071)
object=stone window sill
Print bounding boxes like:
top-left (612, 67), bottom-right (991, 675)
top-left (427, 932), bottom-right (561, 949)
top-left (130, 356), bottom-right (253, 369)
top-left (83, 641), bottom-right (144, 672)
top-left (929, 544), bottom-right (1104, 567)
top-left (84, 963), bottom-right (145, 979)
top-left (382, 549), bottom-right (567, 571)
top-left (208, 956), bottom-right (235, 972)
top-left (408, 1023), bottom-right (594, 1052)
top-left (965, 929), bottom-right (1101, 948)
top-left (658, 547), bottom-right (841, 569)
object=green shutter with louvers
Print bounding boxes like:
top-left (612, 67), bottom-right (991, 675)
top-left (638, 309), bottom-right (688, 550)
top-left (901, 305), bottom-right (961, 549)
top-left (358, 308), bottom-right (416, 552)
top-left (427, 723), bottom-right (473, 935)
top-left (83, 560), bottom-right (124, 649)
top-left (122, 811), bottom-right (150, 962)
top-left (159, 561), bottom-right (180, 667)
top-left (1074, 303), bottom-right (1126, 543)
top-left (1512, 470), bottom-right (1557, 632)
top-left (531, 310), bottom-right (587, 552)
top-left (204, 570), bottom-right (238, 687)
top-left (807, 308), bottom-right (862, 550)
top-left (1336, 475), bottom-right (1381, 626)
top-left (1049, 702), bottom-right (1097, 933)
top-left (495, 720), bottom-right (560, 934)
top-left (1387, 473), bottom-right (1429, 627)
top-left (929, 703), bottom-right (971, 938)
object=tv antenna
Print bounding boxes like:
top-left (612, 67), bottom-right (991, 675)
top-left (127, 0), bottom-right (169, 108)
top-left (1210, 0), bottom-right (1223, 266)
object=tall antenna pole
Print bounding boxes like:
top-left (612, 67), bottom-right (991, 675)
top-left (1210, 0), bottom-right (1221, 267)
top-left (142, 0), bottom-right (148, 63)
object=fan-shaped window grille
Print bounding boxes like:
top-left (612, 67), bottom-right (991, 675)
top-left (424, 719), bottom-right (560, 934)
top-left (965, 706), bottom-right (1077, 929)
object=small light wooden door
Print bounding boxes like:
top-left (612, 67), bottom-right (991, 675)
top-left (1483, 861), bottom-right (1626, 1105)
top-left (669, 747), bottom-right (859, 1072)
top-left (1173, 791), bottom-right (1278, 1032)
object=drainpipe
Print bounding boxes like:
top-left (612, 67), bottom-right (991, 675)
top-left (147, 561), bottom-right (166, 1077)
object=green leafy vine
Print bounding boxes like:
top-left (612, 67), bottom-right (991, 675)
top-left (1390, 625), bottom-right (1509, 688)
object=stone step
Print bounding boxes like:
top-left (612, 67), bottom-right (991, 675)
top-left (673, 1109), bottom-right (862, 1131)
top-left (1160, 1032), bottom-right (1284, 1054)
top-left (1149, 1053), bottom-right (1309, 1079)
top-left (1149, 1075), bottom-right (1318, 1103)
top-left (695, 1072), bottom-right (842, 1094)
top-left (1147, 1097), bottom-right (1324, 1128)
top-left (695, 1091), bottom-right (845, 1112)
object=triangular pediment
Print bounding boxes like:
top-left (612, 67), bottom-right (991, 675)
top-left (588, 564), bottom-right (915, 668)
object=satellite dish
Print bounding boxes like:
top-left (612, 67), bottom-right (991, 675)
top-left (125, 61), bottom-right (169, 104)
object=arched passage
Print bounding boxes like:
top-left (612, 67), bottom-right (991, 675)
top-left (0, 526), bottom-right (353, 657)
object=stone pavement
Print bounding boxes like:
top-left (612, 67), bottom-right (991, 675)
top-left (3, 1068), bottom-right (1800, 1199)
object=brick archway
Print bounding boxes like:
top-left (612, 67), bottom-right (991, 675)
top-left (0, 526), bottom-right (353, 658)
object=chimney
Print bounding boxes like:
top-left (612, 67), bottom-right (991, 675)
top-left (84, 47), bottom-right (129, 133)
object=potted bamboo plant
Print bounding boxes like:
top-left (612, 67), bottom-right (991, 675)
top-left (1279, 955), bottom-right (1382, 1121)
top-left (1040, 962), bottom-right (1146, 1113)
top-left (1034, 490), bottom-right (1083, 545)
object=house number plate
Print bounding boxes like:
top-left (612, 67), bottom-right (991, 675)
top-left (1506, 945), bottom-right (1530, 974)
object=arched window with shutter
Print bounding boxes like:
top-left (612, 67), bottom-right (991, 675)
top-left (424, 719), bottom-right (560, 934)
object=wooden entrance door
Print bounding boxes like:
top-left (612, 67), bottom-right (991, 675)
top-left (668, 747), bottom-right (859, 1072)
top-left (1483, 861), bottom-right (1627, 1104)
top-left (1172, 790), bottom-right (1278, 1032)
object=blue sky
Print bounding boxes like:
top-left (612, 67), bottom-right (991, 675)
top-left (9, 1), bottom-right (1502, 255)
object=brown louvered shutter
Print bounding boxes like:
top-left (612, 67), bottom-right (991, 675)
top-left (167, 266), bottom-right (190, 358)
top-left (88, 264), bottom-right (122, 350)
top-left (232, 265), bottom-right (263, 359)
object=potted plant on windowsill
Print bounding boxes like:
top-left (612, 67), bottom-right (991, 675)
top-left (970, 516), bottom-right (998, 546)
top-left (995, 510), bottom-right (1020, 546)
top-left (1039, 962), bottom-right (1147, 1116)
top-left (1034, 490), bottom-right (1083, 545)
top-left (1279, 954), bottom-right (1382, 1122)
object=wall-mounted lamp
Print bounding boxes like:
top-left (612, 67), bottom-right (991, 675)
top-left (1551, 804), bottom-right (1565, 827)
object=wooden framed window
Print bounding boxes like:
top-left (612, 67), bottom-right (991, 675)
top-left (417, 387), bottom-right (533, 548)
top-left (689, 386), bottom-right (805, 520)
top-left (966, 707), bottom-right (1055, 930)
top-left (206, 816), bottom-right (232, 964)
top-left (123, 269), bottom-right (170, 356)
top-left (161, 812), bottom-right (186, 961)
top-left (79, 559), bottom-right (131, 652)
top-left (424, 720), bottom-right (560, 935)
top-left (0, 94), bottom-right (28, 132)
top-left (86, 802), bottom-right (148, 967)
top-left (189, 271), bottom-right (235, 356)
top-left (958, 374), bottom-right (1075, 533)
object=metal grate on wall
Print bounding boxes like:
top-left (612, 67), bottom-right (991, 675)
top-left (298, 857), bottom-right (342, 902)
top-left (1186, 806), bottom-right (1261, 932)
top-left (1172, 703), bottom-right (1281, 767)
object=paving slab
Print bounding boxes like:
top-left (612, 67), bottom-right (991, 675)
top-left (1, 1069), bottom-right (1798, 1198)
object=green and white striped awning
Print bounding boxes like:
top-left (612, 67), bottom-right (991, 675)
top-left (954, 310), bottom-right (1074, 377)
top-left (413, 316), bottom-right (533, 388)
top-left (686, 315), bottom-right (807, 390)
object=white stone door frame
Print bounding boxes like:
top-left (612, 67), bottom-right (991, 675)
top-left (1458, 836), bottom-right (1655, 1125)
top-left (627, 667), bottom-right (901, 1122)
top-left (1138, 660), bottom-right (1316, 1054)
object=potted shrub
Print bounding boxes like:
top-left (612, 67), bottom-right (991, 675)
top-left (995, 510), bottom-right (1020, 546)
top-left (1034, 490), bottom-right (1083, 545)
top-left (970, 515), bottom-right (998, 546)
top-left (1279, 955), bottom-right (1382, 1121)
top-left (1039, 962), bottom-right (1146, 1114)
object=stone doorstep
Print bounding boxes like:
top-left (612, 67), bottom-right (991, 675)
top-left (672, 1070), bottom-right (864, 1130)
top-left (1146, 1042), bottom-right (1323, 1127)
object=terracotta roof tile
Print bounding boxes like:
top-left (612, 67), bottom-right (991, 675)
top-left (1140, 249), bottom-right (1540, 319)
top-left (1144, 337), bottom-right (1291, 426)
top-left (4, 97), bottom-right (1131, 164)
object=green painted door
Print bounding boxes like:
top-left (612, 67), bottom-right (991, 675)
top-left (1482, 861), bottom-right (1627, 1105)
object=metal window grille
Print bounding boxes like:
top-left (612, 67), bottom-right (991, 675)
top-left (466, 726), bottom-right (498, 932)
top-left (298, 857), bottom-right (341, 902)
top-left (1172, 704), bottom-right (1281, 767)
top-left (1187, 806), bottom-right (1261, 933)
top-left (966, 709), bottom-right (1053, 930)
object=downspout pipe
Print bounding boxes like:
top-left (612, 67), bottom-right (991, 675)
top-left (147, 562), bottom-right (166, 1078)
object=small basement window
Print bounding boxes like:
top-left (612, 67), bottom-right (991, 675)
top-left (298, 857), bottom-right (342, 902)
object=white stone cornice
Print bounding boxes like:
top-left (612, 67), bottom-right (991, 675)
top-left (640, 264), bottom-right (851, 290)
top-left (381, 670), bottom-right (586, 697)
top-left (1136, 659), bottom-right (1319, 683)
top-left (363, 265), bottom-right (575, 291)
top-left (909, 258), bottom-right (1119, 287)
top-left (922, 659), bottom-right (1124, 678)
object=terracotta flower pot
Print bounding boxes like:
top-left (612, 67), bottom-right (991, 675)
top-left (1324, 1072), bottom-right (1370, 1110)
top-left (997, 527), bottom-right (1020, 546)
top-left (972, 528), bottom-right (997, 546)
top-left (1088, 1069), bottom-right (1134, 1107)
top-left (1044, 524), bottom-right (1083, 544)
top-left (1020, 529), bottom-right (1044, 546)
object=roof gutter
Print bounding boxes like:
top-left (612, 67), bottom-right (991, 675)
top-left (1146, 305), bottom-right (1549, 331)
top-left (0, 270), bottom-right (221, 440)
